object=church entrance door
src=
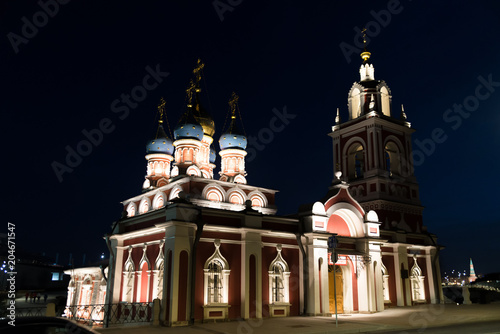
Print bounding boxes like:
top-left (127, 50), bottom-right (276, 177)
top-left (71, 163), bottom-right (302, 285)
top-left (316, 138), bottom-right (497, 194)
top-left (328, 265), bottom-right (343, 314)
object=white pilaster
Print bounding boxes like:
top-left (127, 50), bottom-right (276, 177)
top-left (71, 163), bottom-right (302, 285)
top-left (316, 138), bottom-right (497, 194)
top-left (241, 231), bottom-right (262, 319)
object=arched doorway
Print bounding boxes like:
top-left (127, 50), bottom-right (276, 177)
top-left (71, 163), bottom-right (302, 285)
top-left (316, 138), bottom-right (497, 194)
top-left (328, 265), bottom-right (343, 314)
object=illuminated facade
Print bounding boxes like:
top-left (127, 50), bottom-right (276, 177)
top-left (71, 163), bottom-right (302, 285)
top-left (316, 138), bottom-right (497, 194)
top-left (103, 55), bottom-right (443, 326)
top-left (64, 267), bottom-right (107, 321)
top-left (329, 45), bottom-right (444, 307)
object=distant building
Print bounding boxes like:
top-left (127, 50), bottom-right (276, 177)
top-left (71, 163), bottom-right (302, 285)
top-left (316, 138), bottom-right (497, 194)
top-left (103, 49), bottom-right (443, 326)
top-left (0, 233), bottom-right (68, 291)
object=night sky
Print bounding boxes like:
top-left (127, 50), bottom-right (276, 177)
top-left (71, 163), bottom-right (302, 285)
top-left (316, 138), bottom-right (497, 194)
top-left (2, 0), bottom-right (500, 275)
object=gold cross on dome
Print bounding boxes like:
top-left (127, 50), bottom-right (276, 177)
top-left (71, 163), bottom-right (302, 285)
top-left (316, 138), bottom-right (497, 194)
top-left (228, 92), bottom-right (239, 118)
top-left (157, 97), bottom-right (166, 124)
top-left (186, 80), bottom-right (196, 104)
top-left (193, 58), bottom-right (205, 84)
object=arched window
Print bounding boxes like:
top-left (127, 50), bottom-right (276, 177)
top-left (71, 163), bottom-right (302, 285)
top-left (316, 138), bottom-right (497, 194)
top-left (380, 86), bottom-right (391, 117)
top-left (268, 245), bottom-right (290, 305)
top-left (204, 240), bottom-right (230, 306)
top-left (348, 144), bottom-right (365, 179)
top-left (385, 142), bottom-right (401, 176)
top-left (152, 241), bottom-right (164, 300)
top-left (271, 263), bottom-right (285, 303)
top-left (385, 150), bottom-right (391, 174)
top-left (207, 261), bottom-right (223, 303)
top-left (349, 88), bottom-right (361, 120)
top-left (410, 256), bottom-right (425, 302)
top-left (122, 247), bottom-right (135, 303)
top-left (355, 151), bottom-right (364, 178)
top-left (66, 279), bottom-right (76, 307)
top-left (137, 244), bottom-right (151, 303)
top-left (154, 161), bottom-right (163, 176)
top-left (81, 275), bottom-right (93, 306)
top-left (98, 277), bottom-right (107, 305)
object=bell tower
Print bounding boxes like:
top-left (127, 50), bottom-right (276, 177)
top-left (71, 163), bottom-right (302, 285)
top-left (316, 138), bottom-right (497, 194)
top-left (330, 36), bottom-right (423, 234)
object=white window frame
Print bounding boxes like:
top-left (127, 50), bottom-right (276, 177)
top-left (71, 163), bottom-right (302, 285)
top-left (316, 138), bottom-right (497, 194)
top-left (410, 255), bottom-right (426, 302)
top-left (122, 246), bottom-right (135, 303)
top-left (268, 244), bottom-right (290, 305)
top-left (152, 241), bottom-right (165, 300)
top-left (203, 239), bottom-right (230, 305)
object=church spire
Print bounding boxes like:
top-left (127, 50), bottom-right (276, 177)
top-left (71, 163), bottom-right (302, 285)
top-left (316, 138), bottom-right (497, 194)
top-left (359, 28), bottom-right (375, 81)
top-left (469, 258), bottom-right (477, 283)
top-left (360, 28), bottom-right (371, 63)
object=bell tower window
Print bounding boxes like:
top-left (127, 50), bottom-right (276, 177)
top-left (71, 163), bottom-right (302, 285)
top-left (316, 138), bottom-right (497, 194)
top-left (349, 88), bottom-right (361, 120)
top-left (347, 144), bottom-right (365, 180)
top-left (380, 86), bottom-right (391, 117)
top-left (384, 142), bottom-right (401, 176)
top-left (355, 151), bottom-right (364, 178)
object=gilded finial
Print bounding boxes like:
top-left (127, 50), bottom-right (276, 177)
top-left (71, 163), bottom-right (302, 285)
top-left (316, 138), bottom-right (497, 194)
top-left (186, 80), bottom-right (196, 106)
top-left (335, 108), bottom-right (340, 124)
top-left (193, 58), bottom-right (205, 87)
top-left (157, 97), bottom-right (166, 124)
top-left (228, 92), bottom-right (239, 119)
top-left (360, 28), bottom-right (371, 63)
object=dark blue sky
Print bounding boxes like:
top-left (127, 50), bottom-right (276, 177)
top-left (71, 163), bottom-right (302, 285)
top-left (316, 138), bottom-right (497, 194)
top-left (2, 0), bottom-right (499, 275)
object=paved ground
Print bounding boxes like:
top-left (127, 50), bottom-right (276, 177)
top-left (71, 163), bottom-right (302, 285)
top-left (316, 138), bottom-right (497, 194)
top-left (94, 303), bottom-right (500, 334)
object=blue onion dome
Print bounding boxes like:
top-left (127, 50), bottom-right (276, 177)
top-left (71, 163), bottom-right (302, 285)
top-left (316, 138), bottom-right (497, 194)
top-left (173, 107), bottom-right (204, 141)
top-left (146, 125), bottom-right (174, 155)
top-left (209, 144), bottom-right (216, 163)
top-left (193, 92), bottom-right (215, 137)
top-left (219, 117), bottom-right (247, 150)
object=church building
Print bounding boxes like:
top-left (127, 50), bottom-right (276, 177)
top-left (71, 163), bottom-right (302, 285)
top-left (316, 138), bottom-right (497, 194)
top-left (102, 49), bottom-right (443, 326)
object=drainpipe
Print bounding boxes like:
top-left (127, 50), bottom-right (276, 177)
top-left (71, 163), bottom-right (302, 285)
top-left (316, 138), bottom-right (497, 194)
top-left (295, 233), bottom-right (307, 316)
